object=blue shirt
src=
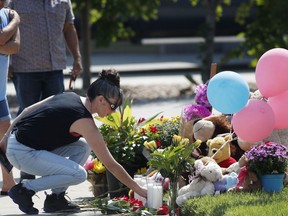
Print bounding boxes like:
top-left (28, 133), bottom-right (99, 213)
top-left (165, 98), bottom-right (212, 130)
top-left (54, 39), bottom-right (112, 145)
top-left (0, 8), bottom-right (10, 101)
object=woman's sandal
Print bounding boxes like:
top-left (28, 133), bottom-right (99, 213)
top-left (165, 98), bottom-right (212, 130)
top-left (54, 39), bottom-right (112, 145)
top-left (0, 190), bottom-right (8, 196)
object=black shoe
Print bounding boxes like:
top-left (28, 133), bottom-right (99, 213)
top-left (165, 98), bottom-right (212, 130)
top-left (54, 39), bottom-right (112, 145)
top-left (8, 183), bottom-right (39, 215)
top-left (20, 171), bottom-right (36, 180)
top-left (43, 192), bottom-right (80, 213)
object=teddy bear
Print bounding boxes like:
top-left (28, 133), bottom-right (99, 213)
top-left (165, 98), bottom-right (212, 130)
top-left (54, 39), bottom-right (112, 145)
top-left (176, 159), bottom-right (223, 206)
top-left (207, 134), bottom-right (237, 168)
top-left (192, 114), bottom-right (245, 160)
top-left (228, 154), bottom-right (262, 192)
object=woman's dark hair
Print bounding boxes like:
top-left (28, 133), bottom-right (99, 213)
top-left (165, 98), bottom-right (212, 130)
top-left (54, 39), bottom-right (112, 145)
top-left (87, 69), bottom-right (123, 106)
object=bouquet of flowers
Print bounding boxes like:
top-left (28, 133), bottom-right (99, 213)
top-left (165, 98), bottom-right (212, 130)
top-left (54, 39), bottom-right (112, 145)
top-left (182, 83), bottom-right (212, 121)
top-left (246, 141), bottom-right (288, 176)
top-left (96, 98), bottom-right (160, 169)
top-left (84, 154), bottom-right (108, 197)
top-left (139, 115), bottom-right (180, 153)
top-left (179, 83), bottom-right (212, 143)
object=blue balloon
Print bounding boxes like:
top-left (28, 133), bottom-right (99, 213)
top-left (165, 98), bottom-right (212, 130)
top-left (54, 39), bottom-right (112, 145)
top-left (207, 71), bottom-right (250, 114)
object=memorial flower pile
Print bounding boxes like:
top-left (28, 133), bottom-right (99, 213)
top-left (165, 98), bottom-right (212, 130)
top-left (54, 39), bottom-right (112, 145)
top-left (93, 195), bottom-right (169, 215)
top-left (139, 115), bottom-right (180, 152)
top-left (96, 99), bottom-right (160, 168)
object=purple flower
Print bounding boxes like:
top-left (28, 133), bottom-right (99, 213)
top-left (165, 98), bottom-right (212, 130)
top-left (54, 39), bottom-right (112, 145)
top-left (194, 84), bottom-right (212, 110)
top-left (183, 104), bottom-right (212, 121)
top-left (246, 141), bottom-right (288, 175)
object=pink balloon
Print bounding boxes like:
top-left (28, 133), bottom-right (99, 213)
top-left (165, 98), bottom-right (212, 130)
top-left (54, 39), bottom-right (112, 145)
top-left (232, 99), bottom-right (275, 142)
top-left (267, 89), bottom-right (288, 129)
top-left (256, 48), bottom-right (288, 97)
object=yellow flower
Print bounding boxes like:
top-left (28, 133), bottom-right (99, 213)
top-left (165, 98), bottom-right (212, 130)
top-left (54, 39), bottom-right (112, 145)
top-left (194, 139), bottom-right (202, 148)
top-left (136, 167), bottom-right (147, 175)
top-left (172, 134), bottom-right (182, 144)
top-left (180, 138), bottom-right (190, 145)
top-left (144, 140), bottom-right (157, 151)
top-left (93, 159), bottom-right (106, 174)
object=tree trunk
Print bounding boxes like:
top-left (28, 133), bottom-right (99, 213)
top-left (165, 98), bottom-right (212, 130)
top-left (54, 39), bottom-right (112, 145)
top-left (81, 0), bottom-right (91, 90)
top-left (201, 0), bottom-right (217, 83)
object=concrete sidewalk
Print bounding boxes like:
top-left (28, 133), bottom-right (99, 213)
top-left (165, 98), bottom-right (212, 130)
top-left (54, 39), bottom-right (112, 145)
top-left (0, 168), bottom-right (102, 215)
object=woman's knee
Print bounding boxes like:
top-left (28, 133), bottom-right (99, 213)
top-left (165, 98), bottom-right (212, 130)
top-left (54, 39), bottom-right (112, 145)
top-left (74, 167), bottom-right (87, 183)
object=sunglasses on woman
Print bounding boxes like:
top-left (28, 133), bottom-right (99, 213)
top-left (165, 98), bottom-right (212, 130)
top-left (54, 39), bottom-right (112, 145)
top-left (101, 95), bottom-right (118, 111)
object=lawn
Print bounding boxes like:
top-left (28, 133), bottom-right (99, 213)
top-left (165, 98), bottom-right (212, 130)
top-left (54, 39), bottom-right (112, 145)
top-left (181, 186), bottom-right (288, 216)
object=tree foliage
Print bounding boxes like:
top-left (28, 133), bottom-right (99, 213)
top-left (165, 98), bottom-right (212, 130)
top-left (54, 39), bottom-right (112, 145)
top-left (235, 0), bottom-right (288, 66)
top-left (72, 0), bottom-right (161, 47)
top-left (187, 0), bottom-right (231, 83)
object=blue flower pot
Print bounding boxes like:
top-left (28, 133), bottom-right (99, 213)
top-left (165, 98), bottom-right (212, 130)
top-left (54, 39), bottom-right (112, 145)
top-left (260, 174), bottom-right (285, 193)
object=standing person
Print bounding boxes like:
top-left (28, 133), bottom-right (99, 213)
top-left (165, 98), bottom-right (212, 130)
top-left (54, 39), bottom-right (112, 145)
top-left (8, 0), bottom-right (83, 180)
top-left (0, 0), bottom-right (20, 195)
top-left (2, 69), bottom-right (147, 214)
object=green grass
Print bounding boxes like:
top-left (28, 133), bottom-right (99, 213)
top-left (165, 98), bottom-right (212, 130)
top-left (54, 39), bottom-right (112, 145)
top-left (180, 186), bottom-right (288, 216)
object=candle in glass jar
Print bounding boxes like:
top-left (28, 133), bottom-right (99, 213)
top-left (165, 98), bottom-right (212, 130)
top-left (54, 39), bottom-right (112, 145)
top-left (147, 178), bottom-right (154, 208)
top-left (134, 175), bottom-right (142, 201)
top-left (140, 176), bottom-right (147, 206)
top-left (152, 182), bottom-right (163, 209)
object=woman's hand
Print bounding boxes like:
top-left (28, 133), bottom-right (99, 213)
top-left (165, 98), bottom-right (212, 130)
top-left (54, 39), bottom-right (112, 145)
top-left (134, 185), bottom-right (147, 198)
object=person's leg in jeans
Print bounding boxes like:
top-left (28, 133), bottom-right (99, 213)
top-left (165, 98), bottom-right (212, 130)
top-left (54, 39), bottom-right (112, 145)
top-left (6, 136), bottom-right (91, 192)
top-left (0, 99), bottom-right (16, 195)
top-left (41, 70), bottom-right (64, 99)
top-left (12, 71), bottom-right (64, 179)
top-left (7, 136), bottom-right (91, 213)
top-left (12, 72), bottom-right (43, 115)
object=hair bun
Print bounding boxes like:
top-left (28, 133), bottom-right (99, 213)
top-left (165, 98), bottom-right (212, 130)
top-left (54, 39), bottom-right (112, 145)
top-left (99, 69), bottom-right (120, 88)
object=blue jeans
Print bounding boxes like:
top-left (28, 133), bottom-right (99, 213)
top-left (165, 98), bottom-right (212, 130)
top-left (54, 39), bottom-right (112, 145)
top-left (0, 98), bottom-right (10, 121)
top-left (12, 71), bottom-right (64, 115)
top-left (6, 134), bottom-right (91, 194)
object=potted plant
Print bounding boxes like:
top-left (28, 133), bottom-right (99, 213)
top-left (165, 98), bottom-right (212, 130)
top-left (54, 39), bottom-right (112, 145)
top-left (148, 135), bottom-right (201, 215)
top-left (246, 141), bottom-right (288, 193)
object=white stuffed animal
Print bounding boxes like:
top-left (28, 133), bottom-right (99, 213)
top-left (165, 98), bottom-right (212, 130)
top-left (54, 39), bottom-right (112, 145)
top-left (176, 159), bottom-right (223, 206)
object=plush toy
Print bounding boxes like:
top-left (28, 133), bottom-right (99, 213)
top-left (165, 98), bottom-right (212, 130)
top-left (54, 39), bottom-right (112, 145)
top-left (214, 172), bottom-right (238, 194)
top-left (192, 114), bottom-right (231, 156)
top-left (192, 114), bottom-right (244, 160)
top-left (207, 135), bottom-right (237, 168)
top-left (176, 159), bottom-right (223, 206)
top-left (228, 155), bottom-right (261, 192)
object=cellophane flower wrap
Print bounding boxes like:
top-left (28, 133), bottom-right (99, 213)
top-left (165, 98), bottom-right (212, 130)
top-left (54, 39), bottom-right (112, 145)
top-left (246, 141), bottom-right (288, 176)
top-left (194, 84), bottom-right (212, 110)
top-left (183, 104), bottom-right (211, 121)
top-left (183, 83), bottom-right (212, 121)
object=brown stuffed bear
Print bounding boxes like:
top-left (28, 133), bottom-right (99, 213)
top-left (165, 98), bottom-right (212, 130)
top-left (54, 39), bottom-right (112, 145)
top-left (192, 114), bottom-right (244, 160)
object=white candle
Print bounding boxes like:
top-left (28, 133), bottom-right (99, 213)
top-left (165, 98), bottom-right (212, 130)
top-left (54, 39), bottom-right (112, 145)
top-left (147, 178), bottom-right (154, 208)
top-left (134, 175), bottom-right (142, 201)
top-left (140, 177), bottom-right (147, 206)
top-left (152, 182), bottom-right (163, 209)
